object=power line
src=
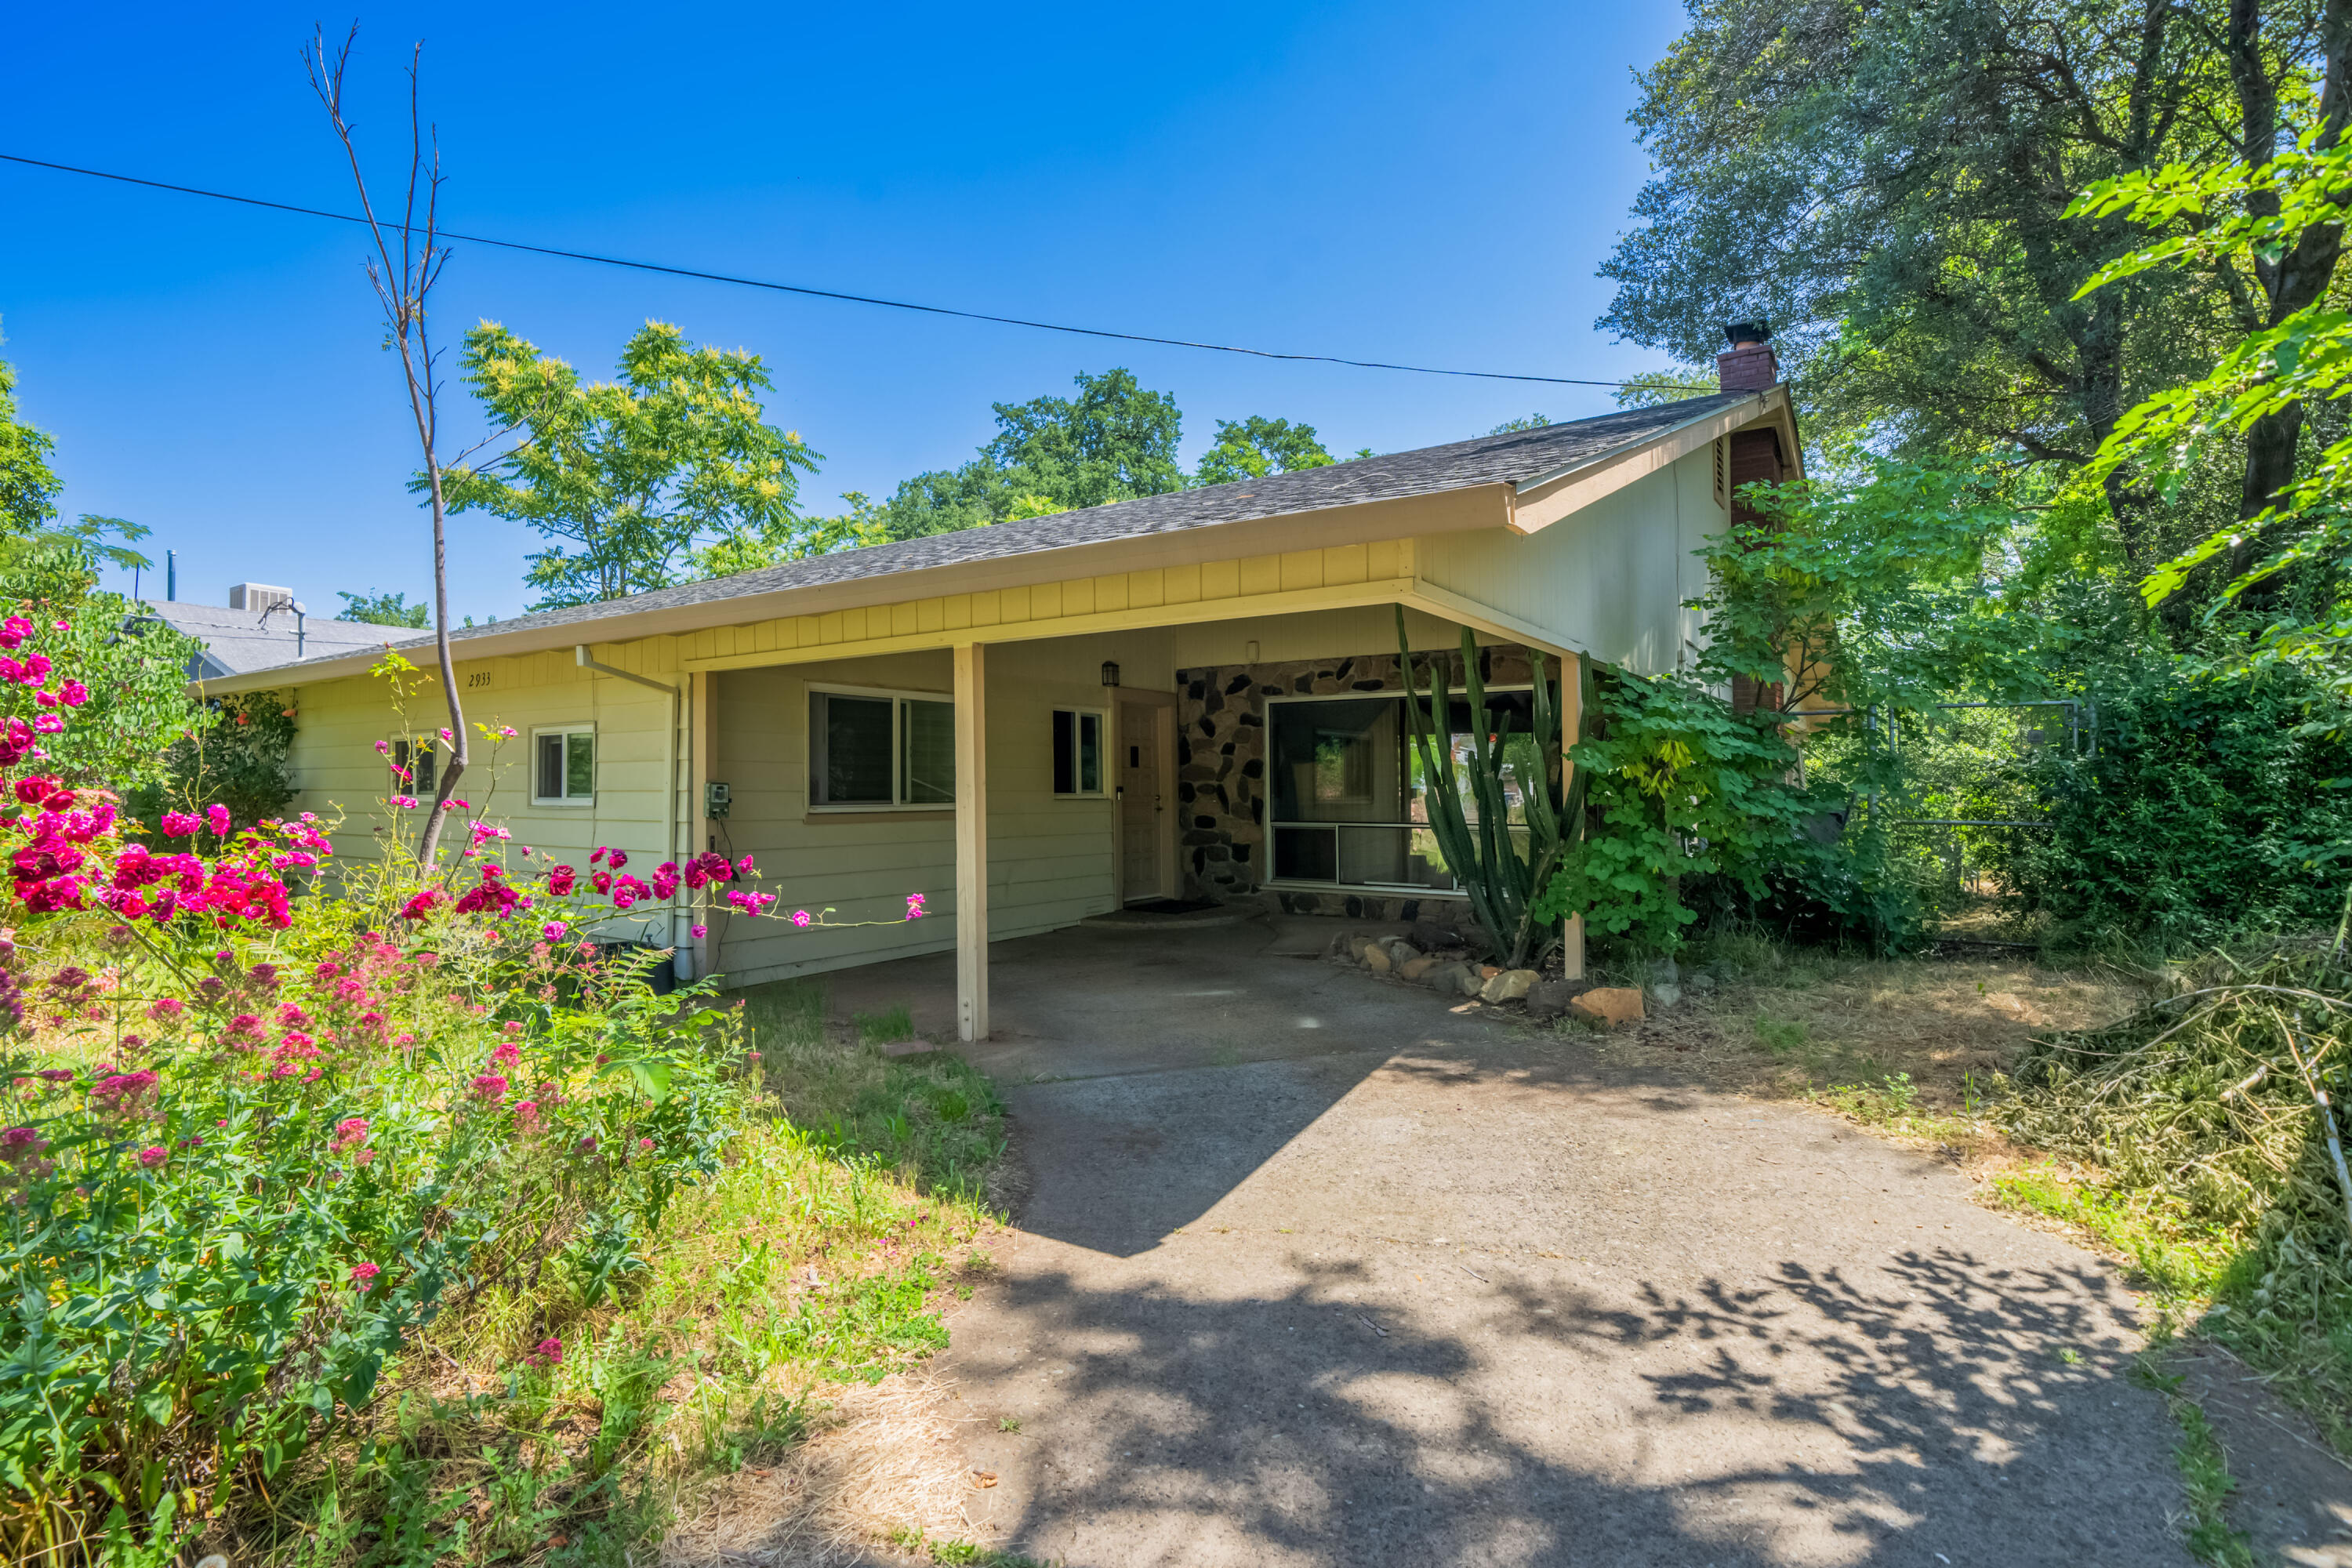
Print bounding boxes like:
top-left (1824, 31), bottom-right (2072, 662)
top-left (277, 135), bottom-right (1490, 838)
top-left (0, 150), bottom-right (1716, 393)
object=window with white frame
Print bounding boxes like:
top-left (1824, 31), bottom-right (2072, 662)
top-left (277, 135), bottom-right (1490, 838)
top-left (532, 725), bottom-right (596, 805)
top-left (808, 686), bottom-right (955, 808)
top-left (1051, 708), bottom-right (1106, 797)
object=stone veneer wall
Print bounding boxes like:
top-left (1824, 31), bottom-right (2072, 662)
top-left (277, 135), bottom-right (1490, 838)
top-left (1174, 644), bottom-right (1546, 924)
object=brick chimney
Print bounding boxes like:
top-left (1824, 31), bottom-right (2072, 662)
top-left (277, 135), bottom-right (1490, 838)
top-left (1716, 321), bottom-right (1778, 393)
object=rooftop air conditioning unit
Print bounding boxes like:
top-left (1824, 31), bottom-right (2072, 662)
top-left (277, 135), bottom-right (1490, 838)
top-left (228, 583), bottom-right (295, 613)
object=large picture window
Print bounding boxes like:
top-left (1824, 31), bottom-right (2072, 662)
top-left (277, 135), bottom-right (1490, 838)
top-left (1266, 689), bottom-right (1539, 892)
top-left (809, 687), bottom-right (956, 808)
top-left (532, 726), bottom-right (595, 805)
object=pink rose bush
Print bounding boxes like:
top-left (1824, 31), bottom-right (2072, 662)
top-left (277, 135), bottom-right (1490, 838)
top-left (0, 618), bottom-right (802, 1558)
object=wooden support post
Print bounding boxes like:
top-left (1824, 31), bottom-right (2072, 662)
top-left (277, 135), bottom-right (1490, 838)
top-left (954, 641), bottom-right (989, 1042)
top-left (1560, 651), bottom-right (1585, 981)
top-left (689, 670), bottom-right (717, 982)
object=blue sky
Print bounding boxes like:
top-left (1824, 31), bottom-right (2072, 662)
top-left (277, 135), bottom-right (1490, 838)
top-left (1, 2), bottom-right (1684, 622)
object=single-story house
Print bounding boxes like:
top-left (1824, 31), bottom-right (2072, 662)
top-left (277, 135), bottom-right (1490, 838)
top-left (201, 340), bottom-right (1800, 1041)
top-left (138, 583), bottom-right (424, 680)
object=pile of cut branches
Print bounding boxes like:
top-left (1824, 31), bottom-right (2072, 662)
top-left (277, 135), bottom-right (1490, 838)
top-left (2002, 941), bottom-right (2352, 1320)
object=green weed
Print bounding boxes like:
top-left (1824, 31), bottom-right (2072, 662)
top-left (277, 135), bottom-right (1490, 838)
top-left (887, 1526), bottom-right (1048, 1566)
top-left (1751, 1013), bottom-right (1810, 1056)
top-left (1991, 1167), bottom-right (2233, 1301)
top-left (743, 979), bottom-right (1010, 1200)
top-left (854, 1002), bottom-right (917, 1044)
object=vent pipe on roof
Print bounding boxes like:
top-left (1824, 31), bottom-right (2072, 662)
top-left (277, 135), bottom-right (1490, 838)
top-left (166, 551), bottom-right (176, 603)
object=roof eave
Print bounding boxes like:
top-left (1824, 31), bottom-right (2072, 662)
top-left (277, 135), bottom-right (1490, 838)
top-left (193, 479), bottom-right (1523, 695)
top-left (1504, 387), bottom-right (1791, 536)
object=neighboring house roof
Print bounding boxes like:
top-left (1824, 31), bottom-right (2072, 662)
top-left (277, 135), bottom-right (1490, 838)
top-left (134, 601), bottom-right (425, 681)
top-left (205, 387), bottom-right (1785, 691)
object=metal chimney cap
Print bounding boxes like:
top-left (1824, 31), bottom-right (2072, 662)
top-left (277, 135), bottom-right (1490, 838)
top-left (1722, 321), bottom-right (1771, 349)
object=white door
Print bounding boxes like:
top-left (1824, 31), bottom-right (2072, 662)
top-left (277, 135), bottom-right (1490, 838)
top-left (1120, 699), bottom-right (1166, 901)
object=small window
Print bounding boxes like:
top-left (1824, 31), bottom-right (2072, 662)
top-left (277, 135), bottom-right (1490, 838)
top-left (388, 737), bottom-right (437, 797)
top-left (1051, 709), bottom-right (1105, 797)
top-left (533, 726), bottom-right (596, 805)
top-left (809, 688), bottom-right (956, 808)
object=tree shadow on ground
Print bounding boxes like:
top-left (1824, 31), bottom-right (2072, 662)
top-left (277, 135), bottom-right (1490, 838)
top-left (957, 1244), bottom-right (2185, 1566)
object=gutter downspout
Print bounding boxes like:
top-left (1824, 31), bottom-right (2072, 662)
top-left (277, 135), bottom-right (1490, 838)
top-left (575, 645), bottom-right (686, 973)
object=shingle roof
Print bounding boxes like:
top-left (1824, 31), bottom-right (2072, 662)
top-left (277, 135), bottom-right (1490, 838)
top-left (229, 390), bottom-right (1752, 679)
top-left (136, 601), bottom-right (426, 679)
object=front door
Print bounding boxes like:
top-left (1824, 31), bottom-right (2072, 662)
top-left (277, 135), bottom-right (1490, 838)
top-left (1120, 699), bottom-right (1165, 901)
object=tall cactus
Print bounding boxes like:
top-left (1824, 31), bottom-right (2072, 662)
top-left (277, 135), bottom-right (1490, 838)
top-left (1396, 608), bottom-right (1588, 969)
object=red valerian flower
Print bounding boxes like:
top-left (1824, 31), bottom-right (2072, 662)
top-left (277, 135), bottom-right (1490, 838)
top-left (349, 1261), bottom-right (381, 1290)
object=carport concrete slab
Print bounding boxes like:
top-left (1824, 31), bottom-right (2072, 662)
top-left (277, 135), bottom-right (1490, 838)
top-left (808, 918), bottom-right (2191, 1565)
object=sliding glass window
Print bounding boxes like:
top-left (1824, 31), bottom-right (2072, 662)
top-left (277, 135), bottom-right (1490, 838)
top-left (808, 688), bottom-right (956, 808)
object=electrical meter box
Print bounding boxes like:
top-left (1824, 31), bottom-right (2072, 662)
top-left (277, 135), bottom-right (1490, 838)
top-left (704, 781), bottom-right (731, 818)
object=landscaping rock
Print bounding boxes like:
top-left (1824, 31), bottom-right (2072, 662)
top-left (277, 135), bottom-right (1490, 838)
top-left (1688, 970), bottom-right (1717, 993)
top-left (1570, 986), bottom-right (1646, 1028)
top-left (1650, 982), bottom-right (1683, 1009)
top-left (1346, 934), bottom-right (1377, 962)
top-left (1363, 946), bottom-right (1393, 975)
top-left (1524, 978), bottom-right (1594, 1020)
top-left (1399, 956), bottom-right (1442, 982)
top-left (1478, 964), bottom-right (1502, 980)
top-left (1385, 940), bottom-right (1422, 967)
top-left (1479, 967), bottom-right (1540, 1004)
top-left (1425, 961), bottom-right (1472, 994)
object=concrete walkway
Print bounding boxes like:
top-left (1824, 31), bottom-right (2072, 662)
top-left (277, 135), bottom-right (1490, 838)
top-left (829, 918), bottom-right (2190, 1566)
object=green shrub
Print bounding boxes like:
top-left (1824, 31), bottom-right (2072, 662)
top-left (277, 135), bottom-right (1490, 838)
top-left (1999, 659), bottom-right (2352, 943)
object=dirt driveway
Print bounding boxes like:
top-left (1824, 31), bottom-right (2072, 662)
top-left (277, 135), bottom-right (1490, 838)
top-left (833, 919), bottom-right (2190, 1566)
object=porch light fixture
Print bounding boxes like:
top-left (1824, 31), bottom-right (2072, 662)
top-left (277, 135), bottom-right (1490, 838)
top-left (1100, 661), bottom-right (1120, 688)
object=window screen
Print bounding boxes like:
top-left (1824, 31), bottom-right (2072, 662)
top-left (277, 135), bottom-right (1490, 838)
top-left (1051, 710), bottom-right (1103, 796)
top-left (391, 738), bottom-right (437, 798)
top-left (902, 699), bottom-right (955, 804)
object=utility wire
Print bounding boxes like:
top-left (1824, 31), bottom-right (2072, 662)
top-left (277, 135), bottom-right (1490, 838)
top-left (1, 150), bottom-right (1718, 393)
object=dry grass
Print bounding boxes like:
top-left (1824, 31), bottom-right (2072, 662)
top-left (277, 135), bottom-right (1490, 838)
top-left (1588, 946), bottom-right (2147, 1109)
top-left (663, 1371), bottom-right (993, 1568)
